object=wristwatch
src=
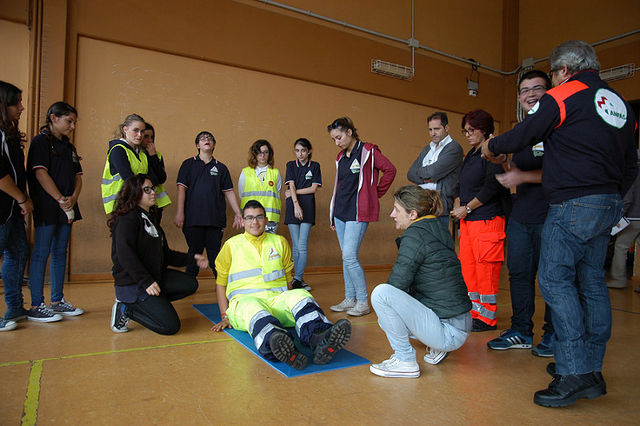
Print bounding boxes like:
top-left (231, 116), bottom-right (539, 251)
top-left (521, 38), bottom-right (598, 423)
top-left (465, 205), bottom-right (472, 214)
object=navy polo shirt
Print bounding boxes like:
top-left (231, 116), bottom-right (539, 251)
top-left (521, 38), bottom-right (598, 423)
top-left (284, 159), bottom-right (322, 225)
top-left (27, 133), bottom-right (83, 226)
top-left (334, 141), bottom-right (363, 222)
top-left (459, 147), bottom-right (504, 221)
top-left (510, 144), bottom-right (548, 224)
top-left (176, 156), bottom-right (233, 228)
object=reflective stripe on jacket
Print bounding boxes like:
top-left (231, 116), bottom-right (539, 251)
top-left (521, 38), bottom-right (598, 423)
top-left (240, 166), bottom-right (281, 222)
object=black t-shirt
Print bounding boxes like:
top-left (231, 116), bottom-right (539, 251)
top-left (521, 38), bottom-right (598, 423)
top-left (284, 160), bottom-right (322, 225)
top-left (176, 156), bottom-right (233, 228)
top-left (459, 147), bottom-right (505, 221)
top-left (27, 133), bottom-right (83, 226)
top-left (511, 143), bottom-right (548, 224)
top-left (0, 134), bottom-right (26, 224)
top-left (334, 141), bottom-right (363, 222)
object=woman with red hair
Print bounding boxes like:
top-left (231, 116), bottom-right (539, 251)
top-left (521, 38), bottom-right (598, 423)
top-left (451, 110), bottom-right (510, 332)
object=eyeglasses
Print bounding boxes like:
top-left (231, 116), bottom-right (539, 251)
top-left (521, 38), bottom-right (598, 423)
top-left (243, 215), bottom-right (266, 222)
top-left (142, 186), bottom-right (156, 195)
top-left (257, 150), bottom-right (270, 156)
top-left (198, 136), bottom-right (214, 142)
top-left (461, 127), bottom-right (478, 136)
top-left (519, 85), bottom-right (546, 97)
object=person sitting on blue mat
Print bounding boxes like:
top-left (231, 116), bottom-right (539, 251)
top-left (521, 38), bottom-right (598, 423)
top-left (212, 199), bottom-right (351, 370)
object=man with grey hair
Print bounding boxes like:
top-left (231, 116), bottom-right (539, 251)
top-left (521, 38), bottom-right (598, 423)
top-left (408, 112), bottom-right (463, 226)
top-left (482, 40), bottom-right (637, 407)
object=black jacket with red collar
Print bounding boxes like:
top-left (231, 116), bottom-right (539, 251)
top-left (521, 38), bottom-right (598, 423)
top-left (489, 70), bottom-right (637, 204)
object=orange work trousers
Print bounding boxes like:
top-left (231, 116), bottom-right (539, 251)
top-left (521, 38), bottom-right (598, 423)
top-left (458, 216), bottom-right (505, 326)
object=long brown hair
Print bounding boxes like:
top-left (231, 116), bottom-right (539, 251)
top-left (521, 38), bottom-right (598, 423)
top-left (248, 139), bottom-right (274, 168)
top-left (107, 174), bottom-right (148, 231)
top-left (0, 81), bottom-right (26, 147)
top-left (393, 185), bottom-right (443, 217)
top-left (114, 113), bottom-right (145, 139)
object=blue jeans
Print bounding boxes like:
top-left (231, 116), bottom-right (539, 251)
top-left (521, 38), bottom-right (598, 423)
top-left (28, 223), bottom-right (72, 306)
top-left (371, 284), bottom-right (471, 362)
top-left (334, 218), bottom-right (369, 302)
top-left (1, 216), bottom-right (30, 315)
top-left (538, 194), bottom-right (622, 375)
top-left (506, 218), bottom-right (553, 336)
top-left (288, 223), bottom-right (312, 280)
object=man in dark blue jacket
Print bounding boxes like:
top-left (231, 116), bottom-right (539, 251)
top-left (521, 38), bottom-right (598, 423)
top-left (482, 40), bottom-right (637, 408)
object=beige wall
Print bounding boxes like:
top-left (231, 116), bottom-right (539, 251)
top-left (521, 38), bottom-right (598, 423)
top-left (72, 37), bottom-right (481, 275)
top-left (0, 19), bottom-right (30, 135)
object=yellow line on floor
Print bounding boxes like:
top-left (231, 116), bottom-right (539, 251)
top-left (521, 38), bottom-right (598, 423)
top-left (21, 359), bottom-right (43, 426)
top-left (0, 337), bottom-right (233, 368)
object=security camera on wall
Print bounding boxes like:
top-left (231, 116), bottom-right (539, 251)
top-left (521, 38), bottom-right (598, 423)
top-left (467, 79), bottom-right (479, 97)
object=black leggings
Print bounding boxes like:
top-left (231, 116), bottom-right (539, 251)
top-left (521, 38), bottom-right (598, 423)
top-left (125, 269), bottom-right (198, 335)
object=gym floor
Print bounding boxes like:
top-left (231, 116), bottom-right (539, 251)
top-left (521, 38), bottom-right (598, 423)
top-left (1, 269), bottom-right (639, 424)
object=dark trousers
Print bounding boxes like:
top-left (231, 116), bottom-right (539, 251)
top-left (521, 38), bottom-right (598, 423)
top-left (182, 225), bottom-right (223, 277)
top-left (125, 269), bottom-right (198, 335)
top-left (506, 218), bottom-right (553, 336)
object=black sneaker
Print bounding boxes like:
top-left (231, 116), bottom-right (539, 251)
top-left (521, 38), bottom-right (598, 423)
top-left (110, 300), bottom-right (129, 333)
top-left (28, 304), bottom-right (63, 323)
top-left (269, 331), bottom-right (308, 370)
top-left (534, 374), bottom-right (605, 407)
top-left (312, 319), bottom-right (352, 365)
top-left (471, 318), bottom-right (497, 332)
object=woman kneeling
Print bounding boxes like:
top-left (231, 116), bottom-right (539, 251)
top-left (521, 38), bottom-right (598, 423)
top-left (108, 174), bottom-right (208, 335)
top-left (370, 185), bottom-right (472, 378)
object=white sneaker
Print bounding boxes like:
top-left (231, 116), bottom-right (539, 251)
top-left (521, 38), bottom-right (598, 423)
top-left (370, 356), bottom-right (420, 378)
top-left (330, 298), bottom-right (356, 312)
top-left (346, 301), bottom-right (370, 316)
top-left (424, 348), bottom-right (449, 365)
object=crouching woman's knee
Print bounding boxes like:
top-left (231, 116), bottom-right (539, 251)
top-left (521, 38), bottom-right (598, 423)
top-left (371, 283), bottom-right (394, 309)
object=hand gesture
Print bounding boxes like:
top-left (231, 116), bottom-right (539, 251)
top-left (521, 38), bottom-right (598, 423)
top-left (211, 317), bottom-right (231, 332)
top-left (232, 213), bottom-right (243, 230)
top-left (173, 211), bottom-right (185, 228)
top-left (194, 253), bottom-right (209, 269)
top-left (146, 282), bottom-right (161, 296)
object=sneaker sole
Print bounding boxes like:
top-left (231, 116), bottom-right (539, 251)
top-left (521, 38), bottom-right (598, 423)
top-left (313, 319), bottom-right (351, 365)
top-left (369, 364), bottom-right (420, 378)
top-left (346, 308), bottom-right (371, 316)
top-left (27, 315), bottom-right (63, 323)
top-left (424, 351), bottom-right (449, 365)
top-left (488, 343), bottom-right (532, 350)
top-left (270, 332), bottom-right (308, 370)
top-left (54, 310), bottom-right (84, 317)
top-left (531, 348), bottom-right (554, 357)
top-left (330, 305), bottom-right (354, 312)
top-left (0, 322), bottom-right (18, 331)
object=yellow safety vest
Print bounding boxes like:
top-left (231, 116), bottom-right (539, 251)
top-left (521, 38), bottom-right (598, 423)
top-left (240, 166), bottom-right (281, 223)
top-left (101, 144), bottom-right (171, 214)
top-left (225, 232), bottom-right (288, 301)
top-left (153, 151), bottom-right (171, 210)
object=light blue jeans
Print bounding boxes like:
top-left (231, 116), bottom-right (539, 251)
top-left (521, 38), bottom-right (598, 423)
top-left (371, 283), bottom-right (471, 362)
top-left (28, 223), bottom-right (72, 306)
top-left (334, 218), bottom-right (369, 302)
top-left (539, 194), bottom-right (622, 375)
top-left (288, 223), bottom-right (312, 281)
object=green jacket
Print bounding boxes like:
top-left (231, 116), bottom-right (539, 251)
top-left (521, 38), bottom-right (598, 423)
top-left (387, 216), bottom-right (471, 319)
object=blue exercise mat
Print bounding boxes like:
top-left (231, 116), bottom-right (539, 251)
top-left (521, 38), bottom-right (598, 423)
top-left (193, 303), bottom-right (370, 378)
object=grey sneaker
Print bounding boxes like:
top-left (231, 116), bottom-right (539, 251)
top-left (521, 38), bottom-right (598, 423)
top-left (110, 300), bottom-right (129, 333)
top-left (0, 319), bottom-right (17, 331)
top-left (28, 303), bottom-right (63, 323)
top-left (424, 348), bottom-right (449, 365)
top-left (346, 301), bottom-right (371, 316)
top-left (50, 298), bottom-right (84, 316)
top-left (330, 298), bottom-right (356, 312)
